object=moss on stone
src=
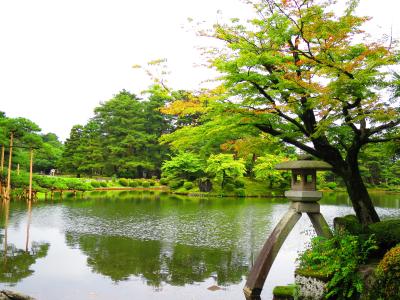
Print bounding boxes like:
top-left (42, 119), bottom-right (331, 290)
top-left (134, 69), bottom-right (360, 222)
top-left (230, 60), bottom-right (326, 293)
top-left (333, 214), bottom-right (364, 235)
top-left (369, 219), bottom-right (400, 250)
top-left (273, 285), bottom-right (295, 298)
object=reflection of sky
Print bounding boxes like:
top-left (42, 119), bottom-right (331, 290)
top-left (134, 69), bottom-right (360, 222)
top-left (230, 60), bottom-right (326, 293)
top-left (1, 193), bottom-right (399, 300)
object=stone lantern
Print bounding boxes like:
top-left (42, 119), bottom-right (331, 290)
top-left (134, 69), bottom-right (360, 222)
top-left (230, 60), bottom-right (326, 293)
top-left (243, 156), bottom-right (333, 299)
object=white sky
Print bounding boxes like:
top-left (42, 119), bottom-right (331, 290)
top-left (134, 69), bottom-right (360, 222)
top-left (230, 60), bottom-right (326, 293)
top-left (0, 0), bottom-right (399, 141)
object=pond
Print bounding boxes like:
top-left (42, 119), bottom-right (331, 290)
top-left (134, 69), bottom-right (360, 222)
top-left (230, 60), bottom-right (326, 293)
top-left (0, 191), bottom-right (399, 300)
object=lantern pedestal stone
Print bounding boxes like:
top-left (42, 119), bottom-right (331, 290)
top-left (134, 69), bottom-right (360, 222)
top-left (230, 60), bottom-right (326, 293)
top-left (243, 159), bottom-right (333, 300)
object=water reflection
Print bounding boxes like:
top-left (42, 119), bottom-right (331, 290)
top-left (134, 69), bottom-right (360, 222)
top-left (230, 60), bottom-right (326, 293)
top-left (0, 242), bottom-right (49, 285)
top-left (66, 233), bottom-right (248, 287)
top-left (0, 202), bottom-right (49, 285)
top-left (60, 195), bottom-right (277, 287)
top-left (0, 192), bottom-right (398, 300)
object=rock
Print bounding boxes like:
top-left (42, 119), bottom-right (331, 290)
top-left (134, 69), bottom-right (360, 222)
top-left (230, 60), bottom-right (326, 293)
top-left (1, 290), bottom-right (36, 300)
top-left (207, 285), bottom-right (222, 291)
top-left (333, 214), bottom-right (364, 235)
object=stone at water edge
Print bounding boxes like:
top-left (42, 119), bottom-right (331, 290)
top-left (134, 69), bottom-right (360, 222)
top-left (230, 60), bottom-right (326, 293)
top-left (207, 285), bottom-right (222, 291)
top-left (1, 290), bottom-right (36, 300)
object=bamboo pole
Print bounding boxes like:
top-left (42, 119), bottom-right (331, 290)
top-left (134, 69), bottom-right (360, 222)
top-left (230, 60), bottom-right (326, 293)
top-left (0, 145), bottom-right (4, 172)
top-left (17, 164), bottom-right (20, 175)
top-left (6, 132), bottom-right (14, 201)
top-left (0, 146), bottom-right (3, 199)
top-left (28, 149), bottom-right (33, 202)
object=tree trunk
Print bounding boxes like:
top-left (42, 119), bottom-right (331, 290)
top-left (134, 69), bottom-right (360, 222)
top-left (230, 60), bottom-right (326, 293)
top-left (342, 161), bottom-right (380, 225)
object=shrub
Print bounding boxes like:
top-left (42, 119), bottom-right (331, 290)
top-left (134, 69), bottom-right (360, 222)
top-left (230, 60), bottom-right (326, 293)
top-left (183, 181), bottom-right (194, 190)
top-left (159, 178), bottom-right (169, 185)
top-left (297, 232), bottom-right (377, 299)
top-left (118, 178), bottom-right (129, 187)
top-left (149, 180), bottom-right (156, 186)
top-left (234, 188), bottom-right (245, 197)
top-left (129, 180), bottom-right (138, 187)
top-left (100, 181), bottom-right (108, 187)
top-left (223, 183), bottom-right (235, 191)
top-left (169, 180), bottom-right (183, 189)
top-left (136, 179), bottom-right (145, 187)
top-left (372, 244), bottom-right (400, 299)
top-left (325, 182), bottom-right (337, 190)
top-left (233, 179), bottom-right (245, 188)
top-left (369, 219), bottom-right (400, 250)
top-left (142, 181), bottom-right (150, 188)
top-left (91, 181), bottom-right (101, 188)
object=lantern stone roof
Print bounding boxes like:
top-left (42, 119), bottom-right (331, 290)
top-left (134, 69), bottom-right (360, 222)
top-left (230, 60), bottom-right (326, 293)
top-left (275, 160), bottom-right (332, 170)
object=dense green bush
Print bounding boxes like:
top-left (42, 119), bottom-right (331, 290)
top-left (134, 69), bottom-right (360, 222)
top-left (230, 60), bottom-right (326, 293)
top-left (371, 244), bottom-right (400, 299)
top-left (223, 183), bottom-right (235, 191)
top-left (169, 180), bottom-right (183, 189)
top-left (118, 178), bottom-right (129, 187)
top-left (142, 181), bottom-right (150, 188)
top-left (129, 180), bottom-right (138, 187)
top-left (297, 232), bottom-right (377, 299)
top-left (149, 180), bottom-right (156, 186)
top-left (233, 179), bottom-right (245, 188)
top-left (325, 182), bottom-right (337, 190)
top-left (100, 181), bottom-right (108, 187)
top-left (52, 178), bottom-right (68, 191)
top-left (183, 181), bottom-right (194, 190)
top-left (159, 178), bottom-right (169, 185)
top-left (369, 219), bottom-right (400, 250)
top-left (65, 178), bottom-right (92, 191)
top-left (234, 188), bottom-right (245, 197)
top-left (91, 181), bottom-right (101, 188)
top-left (135, 179), bottom-right (145, 187)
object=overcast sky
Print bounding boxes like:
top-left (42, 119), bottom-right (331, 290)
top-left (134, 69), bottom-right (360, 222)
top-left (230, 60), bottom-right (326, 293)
top-left (0, 0), bottom-right (399, 141)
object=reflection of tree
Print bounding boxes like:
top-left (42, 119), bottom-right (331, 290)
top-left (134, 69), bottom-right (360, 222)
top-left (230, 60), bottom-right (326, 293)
top-left (66, 233), bottom-right (247, 288)
top-left (167, 243), bottom-right (247, 286)
top-left (0, 242), bottom-right (49, 284)
top-left (66, 233), bottom-right (163, 285)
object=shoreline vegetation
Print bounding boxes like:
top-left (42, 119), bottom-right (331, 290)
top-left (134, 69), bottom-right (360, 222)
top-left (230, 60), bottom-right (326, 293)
top-left (2, 172), bottom-right (399, 202)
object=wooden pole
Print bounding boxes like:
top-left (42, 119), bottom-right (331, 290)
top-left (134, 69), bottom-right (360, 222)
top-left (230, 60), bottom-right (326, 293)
top-left (0, 145), bottom-right (4, 199)
top-left (17, 164), bottom-right (20, 175)
top-left (0, 145), bottom-right (4, 172)
top-left (28, 149), bottom-right (33, 202)
top-left (6, 132), bottom-right (14, 201)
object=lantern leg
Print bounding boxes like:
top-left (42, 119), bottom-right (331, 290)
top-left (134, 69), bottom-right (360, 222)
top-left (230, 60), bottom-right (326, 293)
top-left (307, 212), bottom-right (333, 238)
top-left (243, 208), bottom-right (302, 299)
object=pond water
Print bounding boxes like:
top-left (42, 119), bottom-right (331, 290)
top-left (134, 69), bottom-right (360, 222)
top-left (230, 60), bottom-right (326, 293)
top-left (0, 191), bottom-right (399, 300)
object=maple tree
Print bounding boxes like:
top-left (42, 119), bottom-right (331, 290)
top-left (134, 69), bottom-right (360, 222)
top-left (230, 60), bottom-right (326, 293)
top-left (206, 0), bottom-right (400, 224)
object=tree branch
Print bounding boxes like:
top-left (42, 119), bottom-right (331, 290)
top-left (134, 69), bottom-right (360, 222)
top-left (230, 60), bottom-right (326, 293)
top-left (255, 123), bottom-right (320, 157)
top-left (249, 81), bottom-right (309, 136)
top-left (367, 119), bottom-right (400, 137)
top-left (366, 136), bottom-right (400, 143)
